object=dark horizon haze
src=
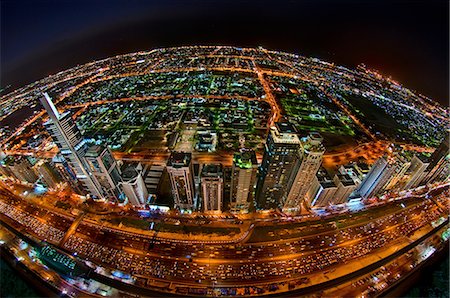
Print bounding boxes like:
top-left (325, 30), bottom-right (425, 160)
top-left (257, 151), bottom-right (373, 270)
top-left (1, 0), bottom-right (449, 105)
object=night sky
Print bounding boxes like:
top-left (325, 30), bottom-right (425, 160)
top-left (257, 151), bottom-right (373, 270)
top-left (1, 0), bottom-right (448, 105)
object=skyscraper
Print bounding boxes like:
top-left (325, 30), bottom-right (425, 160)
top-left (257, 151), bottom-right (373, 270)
top-left (310, 168), bottom-right (337, 207)
top-left (166, 152), bottom-right (195, 210)
top-left (356, 156), bottom-right (399, 199)
top-left (402, 154), bottom-right (430, 190)
top-left (119, 164), bottom-right (148, 207)
top-left (230, 149), bottom-right (258, 213)
top-left (332, 173), bottom-right (357, 204)
top-left (84, 145), bottom-right (122, 199)
top-left (40, 93), bottom-right (104, 199)
top-left (420, 136), bottom-right (449, 185)
top-left (284, 132), bottom-right (325, 211)
top-left (256, 122), bottom-right (302, 209)
top-left (201, 164), bottom-right (223, 212)
top-left (33, 159), bottom-right (62, 188)
top-left (3, 155), bottom-right (38, 184)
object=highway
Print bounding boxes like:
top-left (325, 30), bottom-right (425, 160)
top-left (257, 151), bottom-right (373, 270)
top-left (0, 181), bottom-right (448, 296)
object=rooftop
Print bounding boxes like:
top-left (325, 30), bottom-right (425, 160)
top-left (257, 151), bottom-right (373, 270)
top-left (167, 152), bottom-right (192, 167)
top-left (201, 164), bottom-right (223, 177)
top-left (233, 149), bottom-right (257, 169)
top-left (85, 145), bottom-right (106, 157)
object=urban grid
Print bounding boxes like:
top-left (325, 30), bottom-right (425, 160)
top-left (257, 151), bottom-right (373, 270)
top-left (0, 46), bottom-right (448, 297)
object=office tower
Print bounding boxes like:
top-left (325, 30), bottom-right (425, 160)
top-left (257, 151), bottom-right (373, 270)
top-left (142, 164), bottom-right (164, 195)
top-left (119, 164), bottom-right (148, 207)
top-left (285, 132), bottom-right (325, 210)
top-left (201, 164), bottom-right (223, 212)
top-left (420, 136), bottom-right (449, 185)
top-left (402, 155), bottom-right (430, 190)
top-left (40, 93), bottom-right (104, 198)
top-left (3, 155), bottom-right (38, 183)
top-left (256, 122), bottom-right (302, 209)
top-left (310, 168), bottom-right (337, 207)
top-left (0, 155), bottom-right (16, 178)
top-left (332, 173), bottom-right (357, 205)
top-left (166, 152), bottom-right (195, 210)
top-left (356, 156), bottom-right (398, 199)
top-left (230, 149), bottom-right (258, 213)
top-left (84, 145), bottom-right (122, 199)
top-left (33, 160), bottom-right (62, 188)
top-left (383, 152), bottom-right (411, 191)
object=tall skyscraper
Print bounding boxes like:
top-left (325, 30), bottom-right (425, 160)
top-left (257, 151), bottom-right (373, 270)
top-left (256, 122), bottom-right (302, 209)
top-left (284, 132), bottom-right (325, 211)
top-left (3, 155), bottom-right (38, 184)
top-left (84, 145), bottom-right (122, 199)
top-left (383, 152), bottom-right (411, 191)
top-left (33, 159), bottom-right (62, 188)
top-left (201, 164), bottom-right (223, 212)
top-left (332, 173), bottom-right (357, 204)
top-left (310, 168), bottom-right (337, 207)
top-left (40, 93), bottom-right (104, 199)
top-left (230, 149), bottom-right (258, 213)
top-left (420, 136), bottom-right (449, 185)
top-left (356, 156), bottom-right (399, 199)
top-left (166, 152), bottom-right (195, 210)
top-left (402, 155), bottom-right (430, 190)
top-left (119, 164), bottom-right (148, 207)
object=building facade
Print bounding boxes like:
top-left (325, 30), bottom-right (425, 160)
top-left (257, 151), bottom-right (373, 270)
top-left (256, 123), bottom-right (302, 209)
top-left (230, 149), bottom-right (258, 213)
top-left (284, 132), bottom-right (325, 211)
top-left (40, 92), bottom-right (104, 198)
top-left (201, 164), bottom-right (224, 212)
top-left (166, 152), bottom-right (195, 210)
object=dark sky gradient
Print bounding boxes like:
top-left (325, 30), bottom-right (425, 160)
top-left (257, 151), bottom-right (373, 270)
top-left (1, 0), bottom-right (448, 105)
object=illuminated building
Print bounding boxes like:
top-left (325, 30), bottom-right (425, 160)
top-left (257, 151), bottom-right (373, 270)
top-left (40, 93), bottom-right (104, 199)
top-left (402, 155), bottom-right (430, 190)
top-left (33, 160), bottom-right (62, 188)
top-left (230, 149), bottom-right (258, 213)
top-left (84, 145), bottom-right (122, 199)
top-left (310, 168), bottom-right (337, 207)
top-left (201, 164), bottom-right (223, 212)
top-left (3, 155), bottom-right (38, 184)
top-left (383, 152), bottom-right (411, 191)
top-left (332, 173), bottom-right (357, 204)
top-left (256, 122), bottom-right (302, 209)
top-left (420, 136), bottom-right (450, 185)
top-left (356, 156), bottom-right (400, 198)
top-left (284, 132), bottom-right (325, 211)
top-left (143, 164), bottom-right (164, 195)
top-left (119, 164), bottom-right (148, 207)
top-left (166, 152), bottom-right (195, 210)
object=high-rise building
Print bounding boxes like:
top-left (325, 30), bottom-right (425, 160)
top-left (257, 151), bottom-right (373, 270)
top-left (201, 164), bottom-right (224, 212)
top-left (33, 159), bottom-right (62, 188)
top-left (119, 164), bottom-right (148, 207)
top-left (84, 145), bottom-right (122, 199)
top-left (40, 93), bottom-right (104, 199)
top-left (356, 156), bottom-right (399, 199)
top-left (420, 136), bottom-right (449, 185)
top-left (166, 152), bottom-right (195, 210)
top-left (3, 155), bottom-right (38, 183)
top-left (284, 132), bottom-right (325, 211)
top-left (256, 122), bottom-right (302, 209)
top-left (310, 168), bottom-right (337, 207)
top-left (332, 173), bottom-right (357, 205)
top-left (402, 155), bottom-right (430, 190)
top-left (142, 163), bottom-right (164, 195)
top-left (383, 152), bottom-right (411, 191)
top-left (230, 149), bottom-right (258, 213)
